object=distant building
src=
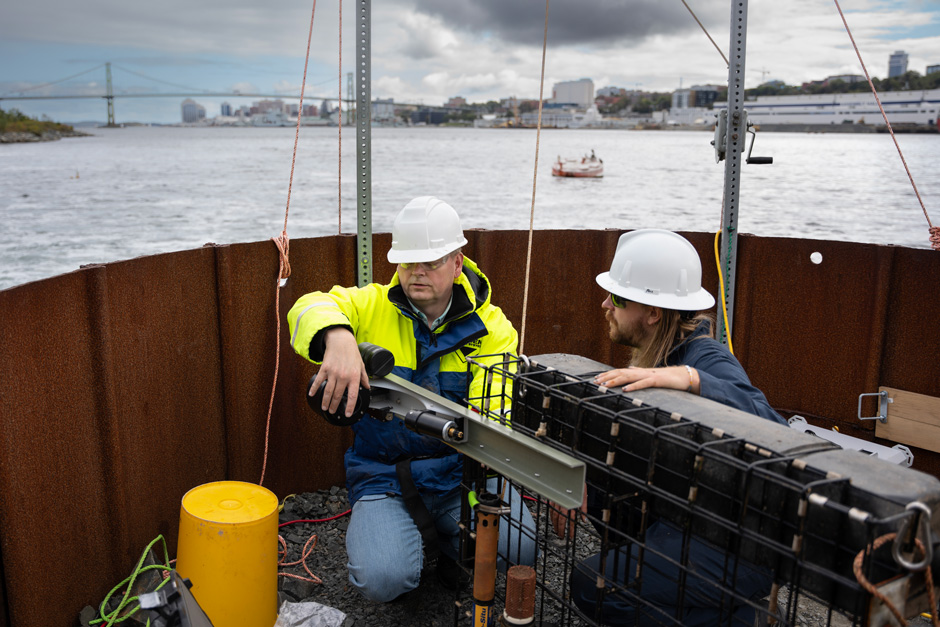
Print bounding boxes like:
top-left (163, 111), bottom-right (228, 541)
top-left (220, 102), bottom-right (232, 117)
top-left (671, 85), bottom-right (721, 110)
top-left (254, 99), bottom-right (286, 114)
top-left (889, 50), bottom-right (908, 78)
top-left (714, 88), bottom-right (940, 126)
top-left (372, 98), bottom-right (396, 123)
top-left (596, 86), bottom-right (625, 97)
top-left (928, 65), bottom-right (940, 76)
top-left (181, 99), bottom-right (205, 123)
top-left (520, 104), bottom-right (602, 128)
top-left (672, 89), bottom-right (692, 110)
top-left (445, 96), bottom-right (467, 108)
top-left (411, 108), bottom-right (447, 125)
top-left (552, 78), bottom-right (594, 108)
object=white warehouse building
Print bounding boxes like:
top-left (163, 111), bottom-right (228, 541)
top-left (552, 79), bottom-right (594, 108)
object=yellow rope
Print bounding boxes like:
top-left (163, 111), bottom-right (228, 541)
top-left (714, 230), bottom-right (734, 355)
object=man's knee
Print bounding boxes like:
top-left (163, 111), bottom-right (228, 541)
top-left (347, 559), bottom-right (420, 602)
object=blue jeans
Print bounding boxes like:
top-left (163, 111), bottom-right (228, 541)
top-left (345, 478), bottom-right (536, 602)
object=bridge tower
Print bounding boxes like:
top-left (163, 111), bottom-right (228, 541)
top-left (346, 71), bottom-right (355, 126)
top-left (105, 63), bottom-right (116, 127)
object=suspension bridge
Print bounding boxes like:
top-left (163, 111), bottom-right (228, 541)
top-left (1, 62), bottom-right (468, 126)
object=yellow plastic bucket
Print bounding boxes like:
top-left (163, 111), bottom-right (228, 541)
top-left (176, 481), bottom-right (279, 627)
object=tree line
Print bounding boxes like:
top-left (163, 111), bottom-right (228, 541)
top-left (0, 108), bottom-right (75, 135)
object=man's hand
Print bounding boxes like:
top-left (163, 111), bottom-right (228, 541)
top-left (594, 366), bottom-right (699, 394)
top-left (550, 483), bottom-right (588, 539)
top-left (309, 328), bottom-right (370, 417)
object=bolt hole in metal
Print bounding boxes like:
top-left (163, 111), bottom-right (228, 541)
top-left (811, 252), bottom-right (823, 265)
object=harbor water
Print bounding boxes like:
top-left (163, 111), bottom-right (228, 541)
top-left (1, 125), bottom-right (937, 290)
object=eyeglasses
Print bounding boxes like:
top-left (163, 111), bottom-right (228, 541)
top-left (609, 292), bottom-right (628, 308)
top-left (399, 254), bottom-right (450, 271)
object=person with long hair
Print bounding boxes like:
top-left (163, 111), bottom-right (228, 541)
top-left (564, 229), bottom-right (786, 625)
top-left (591, 229), bottom-right (786, 423)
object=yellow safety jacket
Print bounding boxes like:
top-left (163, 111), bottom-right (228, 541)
top-left (287, 257), bottom-right (517, 504)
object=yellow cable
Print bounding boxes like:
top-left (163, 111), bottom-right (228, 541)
top-left (279, 493), bottom-right (297, 513)
top-left (714, 230), bottom-right (734, 355)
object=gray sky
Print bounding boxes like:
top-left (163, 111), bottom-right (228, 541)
top-left (2, 0), bottom-right (938, 123)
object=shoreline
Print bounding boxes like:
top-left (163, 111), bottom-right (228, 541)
top-left (0, 129), bottom-right (92, 144)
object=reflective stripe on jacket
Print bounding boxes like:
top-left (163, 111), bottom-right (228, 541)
top-left (287, 257), bottom-right (518, 504)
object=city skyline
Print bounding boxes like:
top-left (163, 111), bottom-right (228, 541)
top-left (2, 0), bottom-right (939, 124)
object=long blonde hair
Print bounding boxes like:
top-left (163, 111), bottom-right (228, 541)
top-left (630, 310), bottom-right (714, 369)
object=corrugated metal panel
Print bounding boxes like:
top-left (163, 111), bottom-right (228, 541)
top-left (0, 268), bottom-right (120, 627)
top-left (217, 237), bottom-right (357, 495)
top-left (0, 230), bottom-right (938, 627)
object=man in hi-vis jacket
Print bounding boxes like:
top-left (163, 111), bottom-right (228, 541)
top-left (288, 196), bottom-right (535, 602)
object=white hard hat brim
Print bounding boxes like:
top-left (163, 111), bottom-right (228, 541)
top-left (387, 238), bottom-right (467, 264)
top-left (595, 271), bottom-right (716, 312)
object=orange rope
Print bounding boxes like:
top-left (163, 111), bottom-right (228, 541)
top-left (853, 533), bottom-right (938, 627)
top-left (833, 0), bottom-right (938, 251)
top-left (680, 0), bottom-right (728, 67)
top-left (518, 0), bottom-right (550, 356)
top-left (259, 0), bottom-right (317, 486)
top-left (278, 533), bottom-right (323, 584)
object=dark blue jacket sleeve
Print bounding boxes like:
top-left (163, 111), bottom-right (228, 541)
top-left (675, 336), bottom-right (788, 426)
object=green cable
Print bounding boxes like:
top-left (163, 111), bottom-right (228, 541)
top-left (467, 490), bottom-right (480, 509)
top-left (90, 535), bottom-right (173, 627)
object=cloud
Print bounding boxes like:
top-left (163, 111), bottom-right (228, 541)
top-left (396, 12), bottom-right (460, 60)
top-left (2, 0), bottom-right (937, 122)
top-left (409, 0), bottom-right (727, 47)
top-left (1, 0), bottom-right (320, 57)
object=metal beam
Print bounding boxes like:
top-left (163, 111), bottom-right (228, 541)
top-left (717, 0), bottom-right (749, 345)
top-left (356, 0), bottom-right (373, 286)
top-left (370, 375), bottom-right (586, 511)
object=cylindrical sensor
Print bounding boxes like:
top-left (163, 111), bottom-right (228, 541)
top-left (503, 565), bottom-right (536, 625)
top-left (404, 410), bottom-right (462, 442)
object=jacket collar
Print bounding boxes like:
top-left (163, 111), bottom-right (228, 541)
top-left (388, 256), bottom-right (492, 325)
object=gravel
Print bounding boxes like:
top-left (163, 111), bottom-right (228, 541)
top-left (275, 487), bottom-right (463, 627)
top-left (275, 488), bottom-right (938, 627)
top-left (77, 485), bottom-right (937, 627)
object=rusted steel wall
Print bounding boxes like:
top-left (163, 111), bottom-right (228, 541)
top-left (731, 236), bottom-right (940, 477)
top-left (0, 230), bottom-right (938, 627)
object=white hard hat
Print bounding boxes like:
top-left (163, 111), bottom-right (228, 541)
top-left (387, 196), bottom-right (469, 263)
top-left (595, 229), bottom-right (716, 311)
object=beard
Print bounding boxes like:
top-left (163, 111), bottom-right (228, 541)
top-left (606, 311), bottom-right (647, 349)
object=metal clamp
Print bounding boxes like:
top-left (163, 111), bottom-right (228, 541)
top-left (858, 390), bottom-right (892, 423)
top-left (892, 502), bottom-right (933, 571)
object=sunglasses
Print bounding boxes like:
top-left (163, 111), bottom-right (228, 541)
top-left (399, 254), bottom-right (450, 271)
top-left (609, 292), bottom-right (628, 308)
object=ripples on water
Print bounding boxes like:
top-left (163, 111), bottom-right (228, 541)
top-left (0, 126), bottom-right (937, 289)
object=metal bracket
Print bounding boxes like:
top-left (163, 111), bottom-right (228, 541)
top-left (858, 390), bottom-right (892, 423)
top-left (369, 374), bottom-right (586, 510)
top-left (788, 416), bottom-right (913, 466)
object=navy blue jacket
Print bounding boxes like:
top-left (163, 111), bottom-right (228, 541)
top-left (667, 321), bottom-right (787, 425)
